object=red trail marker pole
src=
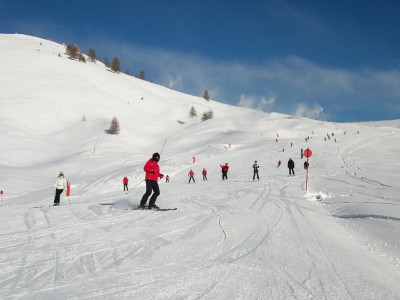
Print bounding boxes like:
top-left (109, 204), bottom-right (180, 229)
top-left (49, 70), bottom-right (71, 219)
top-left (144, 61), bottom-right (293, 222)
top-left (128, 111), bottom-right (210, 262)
top-left (304, 148), bottom-right (313, 191)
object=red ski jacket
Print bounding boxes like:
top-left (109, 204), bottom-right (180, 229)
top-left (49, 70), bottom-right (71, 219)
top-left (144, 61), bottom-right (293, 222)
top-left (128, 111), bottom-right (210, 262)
top-left (144, 159), bottom-right (163, 181)
top-left (123, 177), bottom-right (128, 184)
top-left (220, 165), bottom-right (229, 172)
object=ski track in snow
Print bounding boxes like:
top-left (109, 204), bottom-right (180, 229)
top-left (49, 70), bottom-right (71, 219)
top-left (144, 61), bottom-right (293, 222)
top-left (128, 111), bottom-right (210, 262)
top-left (3, 137), bottom-right (400, 299)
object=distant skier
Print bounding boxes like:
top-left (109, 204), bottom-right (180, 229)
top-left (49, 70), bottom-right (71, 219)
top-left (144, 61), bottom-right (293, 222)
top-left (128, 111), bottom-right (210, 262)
top-left (139, 152), bottom-right (164, 209)
top-left (220, 163), bottom-right (229, 180)
top-left (252, 160), bottom-right (259, 181)
top-left (304, 161), bottom-right (309, 169)
top-left (277, 160), bottom-right (281, 167)
top-left (202, 168), bottom-right (208, 181)
top-left (188, 169), bottom-right (195, 183)
top-left (300, 149), bottom-right (304, 159)
top-left (53, 171), bottom-right (67, 206)
top-left (288, 158), bottom-right (295, 176)
top-left (165, 175), bottom-right (170, 182)
top-left (123, 176), bottom-right (129, 191)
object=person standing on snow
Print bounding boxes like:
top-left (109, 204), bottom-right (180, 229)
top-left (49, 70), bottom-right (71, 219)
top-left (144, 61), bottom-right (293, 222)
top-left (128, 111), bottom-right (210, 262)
top-left (252, 160), bottom-right (260, 181)
top-left (139, 152), bottom-right (164, 209)
top-left (277, 160), bottom-right (281, 167)
top-left (220, 163), bottom-right (229, 180)
top-left (53, 171), bottom-right (67, 206)
top-left (202, 168), bottom-right (208, 181)
top-left (123, 176), bottom-right (129, 191)
top-left (304, 161), bottom-right (309, 169)
top-left (288, 158), bottom-right (295, 176)
top-left (188, 169), bottom-right (196, 183)
top-left (165, 175), bottom-right (170, 182)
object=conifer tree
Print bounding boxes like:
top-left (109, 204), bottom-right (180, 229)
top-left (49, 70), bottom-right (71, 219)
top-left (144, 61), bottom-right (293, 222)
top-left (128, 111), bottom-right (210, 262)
top-left (66, 44), bottom-right (80, 60)
top-left (201, 110), bottom-right (214, 121)
top-left (78, 53), bottom-right (86, 63)
top-left (111, 57), bottom-right (121, 73)
top-left (203, 89), bottom-right (210, 101)
top-left (189, 106), bottom-right (197, 118)
top-left (109, 117), bottom-right (120, 134)
top-left (88, 48), bottom-right (97, 62)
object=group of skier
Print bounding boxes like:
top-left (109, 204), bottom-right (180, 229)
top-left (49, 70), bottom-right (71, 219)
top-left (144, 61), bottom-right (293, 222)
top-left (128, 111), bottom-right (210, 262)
top-left (53, 150), bottom-right (309, 209)
top-left (186, 168), bottom-right (208, 182)
top-left (185, 163), bottom-right (228, 184)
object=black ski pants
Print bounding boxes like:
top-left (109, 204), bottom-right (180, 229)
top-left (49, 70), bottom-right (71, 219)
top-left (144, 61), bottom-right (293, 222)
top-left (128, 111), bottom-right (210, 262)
top-left (54, 188), bottom-right (64, 205)
top-left (140, 180), bottom-right (160, 206)
top-left (222, 171), bottom-right (228, 180)
top-left (253, 170), bottom-right (259, 180)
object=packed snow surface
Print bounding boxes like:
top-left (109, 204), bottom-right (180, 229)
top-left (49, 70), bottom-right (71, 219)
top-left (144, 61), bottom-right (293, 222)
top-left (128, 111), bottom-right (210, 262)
top-left (1, 34), bottom-right (400, 299)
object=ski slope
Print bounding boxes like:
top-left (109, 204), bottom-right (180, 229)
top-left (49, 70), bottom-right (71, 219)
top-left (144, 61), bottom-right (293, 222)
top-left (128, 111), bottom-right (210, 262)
top-left (1, 34), bottom-right (400, 299)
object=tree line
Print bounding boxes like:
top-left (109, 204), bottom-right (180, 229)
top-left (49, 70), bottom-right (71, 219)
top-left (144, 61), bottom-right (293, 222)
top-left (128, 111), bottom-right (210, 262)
top-left (65, 43), bottom-right (145, 79)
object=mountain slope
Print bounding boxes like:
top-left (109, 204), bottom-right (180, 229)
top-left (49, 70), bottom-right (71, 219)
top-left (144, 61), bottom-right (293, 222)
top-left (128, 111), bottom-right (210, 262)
top-left (1, 34), bottom-right (400, 299)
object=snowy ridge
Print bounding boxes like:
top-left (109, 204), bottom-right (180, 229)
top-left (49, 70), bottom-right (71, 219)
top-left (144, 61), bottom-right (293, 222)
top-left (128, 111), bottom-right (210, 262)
top-left (1, 34), bottom-right (400, 299)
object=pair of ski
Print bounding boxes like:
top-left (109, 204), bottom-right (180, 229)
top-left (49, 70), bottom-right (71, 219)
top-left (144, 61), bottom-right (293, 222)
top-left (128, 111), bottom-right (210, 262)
top-left (100, 203), bottom-right (177, 211)
top-left (33, 204), bottom-right (63, 208)
top-left (131, 206), bottom-right (177, 211)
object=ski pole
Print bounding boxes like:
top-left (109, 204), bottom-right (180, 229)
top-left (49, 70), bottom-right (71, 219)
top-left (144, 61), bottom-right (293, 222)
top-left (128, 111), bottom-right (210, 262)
top-left (126, 179), bottom-right (144, 194)
top-left (160, 138), bottom-right (168, 156)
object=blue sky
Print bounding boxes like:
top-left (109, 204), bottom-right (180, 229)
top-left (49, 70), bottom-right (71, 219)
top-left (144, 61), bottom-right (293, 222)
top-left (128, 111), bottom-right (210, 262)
top-left (1, 0), bottom-right (399, 122)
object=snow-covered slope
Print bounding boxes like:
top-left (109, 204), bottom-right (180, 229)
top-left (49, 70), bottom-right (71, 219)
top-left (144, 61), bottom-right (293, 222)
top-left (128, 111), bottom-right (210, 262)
top-left (1, 34), bottom-right (400, 299)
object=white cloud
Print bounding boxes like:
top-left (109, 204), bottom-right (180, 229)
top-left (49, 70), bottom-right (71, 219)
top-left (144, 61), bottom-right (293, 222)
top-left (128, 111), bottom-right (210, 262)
top-left (238, 95), bottom-right (276, 111)
top-left (98, 40), bottom-right (400, 121)
top-left (293, 103), bottom-right (324, 119)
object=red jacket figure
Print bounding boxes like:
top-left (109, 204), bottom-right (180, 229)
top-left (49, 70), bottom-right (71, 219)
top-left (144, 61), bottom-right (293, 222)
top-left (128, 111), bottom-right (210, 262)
top-left (123, 176), bottom-right (129, 192)
top-left (144, 158), bottom-right (163, 181)
top-left (220, 163), bottom-right (229, 180)
top-left (202, 168), bottom-right (208, 181)
top-left (220, 164), bottom-right (229, 173)
top-left (140, 153), bottom-right (164, 209)
top-left (188, 169), bottom-right (195, 183)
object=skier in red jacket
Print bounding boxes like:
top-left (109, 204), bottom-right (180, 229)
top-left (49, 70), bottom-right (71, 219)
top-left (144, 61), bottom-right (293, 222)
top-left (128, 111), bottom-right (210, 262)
top-left (202, 168), bottom-right (208, 181)
top-left (123, 176), bottom-right (129, 191)
top-left (188, 169), bottom-right (195, 183)
top-left (139, 153), bottom-right (164, 209)
top-left (220, 163), bottom-right (229, 180)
